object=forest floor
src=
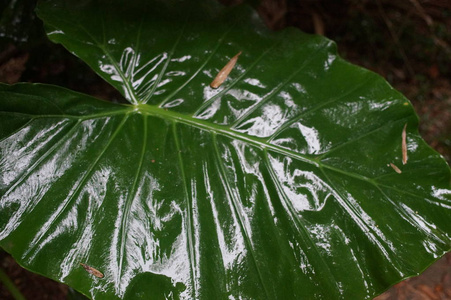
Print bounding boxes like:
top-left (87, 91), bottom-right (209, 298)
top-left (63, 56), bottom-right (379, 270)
top-left (0, 0), bottom-right (450, 299)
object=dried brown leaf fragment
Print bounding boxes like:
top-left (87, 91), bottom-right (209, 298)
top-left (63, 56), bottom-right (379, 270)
top-left (390, 163), bottom-right (402, 174)
top-left (402, 123), bottom-right (408, 164)
top-left (80, 263), bottom-right (104, 278)
top-left (210, 51), bottom-right (242, 88)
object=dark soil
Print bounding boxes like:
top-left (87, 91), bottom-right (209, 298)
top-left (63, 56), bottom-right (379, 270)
top-left (1, 0), bottom-right (450, 299)
top-left (0, 251), bottom-right (68, 300)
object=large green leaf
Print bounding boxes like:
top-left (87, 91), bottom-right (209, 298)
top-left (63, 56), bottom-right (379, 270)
top-left (1, 0), bottom-right (451, 299)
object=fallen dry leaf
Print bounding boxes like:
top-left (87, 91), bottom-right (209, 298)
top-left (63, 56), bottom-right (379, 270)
top-left (80, 263), bottom-right (104, 278)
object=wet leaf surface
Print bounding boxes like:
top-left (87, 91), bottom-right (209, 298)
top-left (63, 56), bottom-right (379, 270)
top-left (0, 0), bottom-right (450, 299)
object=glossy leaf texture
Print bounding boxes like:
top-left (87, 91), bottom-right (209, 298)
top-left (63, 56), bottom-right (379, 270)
top-left (1, 0), bottom-right (451, 299)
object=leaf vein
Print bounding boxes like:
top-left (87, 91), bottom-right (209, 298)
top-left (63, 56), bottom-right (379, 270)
top-left (1, 119), bottom-right (79, 200)
top-left (117, 114), bottom-right (148, 285)
top-left (23, 115), bottom-right (129, 262)
top-left (193, 39), bottom-right (282, 117)
top-left (263, 150), bottom-right (340, 296)
top-left (212, 133), bottom-right (271, 299)
top-left (157, 26), bottom-right (234, 108)
top-left (231, 41), bottom-right (329, 128)
top-left (319, 116), bottom-right (409, 160)
top-left (267, 75), bottom-right (373, 142)
top-left (142, 20), bottom-right (188, 104)
top-left (319, 168), bottom-right (403, 273)
top-left (172, 121), bottom-right (198, 298)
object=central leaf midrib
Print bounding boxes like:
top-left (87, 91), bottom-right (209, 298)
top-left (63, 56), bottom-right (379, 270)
top-left (136, 105), bottom-right (376, 184)
top-left (11, 102), bottom-right (379, 187)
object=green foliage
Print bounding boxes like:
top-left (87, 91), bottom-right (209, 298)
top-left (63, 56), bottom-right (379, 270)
top-left (0, 0), bottom-right (450, 299)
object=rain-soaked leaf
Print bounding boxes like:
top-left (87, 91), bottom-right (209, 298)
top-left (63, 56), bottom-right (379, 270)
top-left (0, 0), bottom-right (450, 299)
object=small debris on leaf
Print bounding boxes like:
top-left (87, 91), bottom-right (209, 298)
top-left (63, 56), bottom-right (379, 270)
top-left (402, 123), bottom-right (408, 165)
top-left (210, 51), bottom-right (242, 89)
top-left (389, 163), bottom-right (402, 174)
top-left (80, 263), bottom-right (104, 278)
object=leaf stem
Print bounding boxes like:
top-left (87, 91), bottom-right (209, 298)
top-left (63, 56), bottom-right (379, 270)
top-left (0, 266), bottom-right (26, 300)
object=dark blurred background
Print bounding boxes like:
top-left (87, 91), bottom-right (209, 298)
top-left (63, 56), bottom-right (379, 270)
top-left (1, 0), bottom-right (450, 299)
